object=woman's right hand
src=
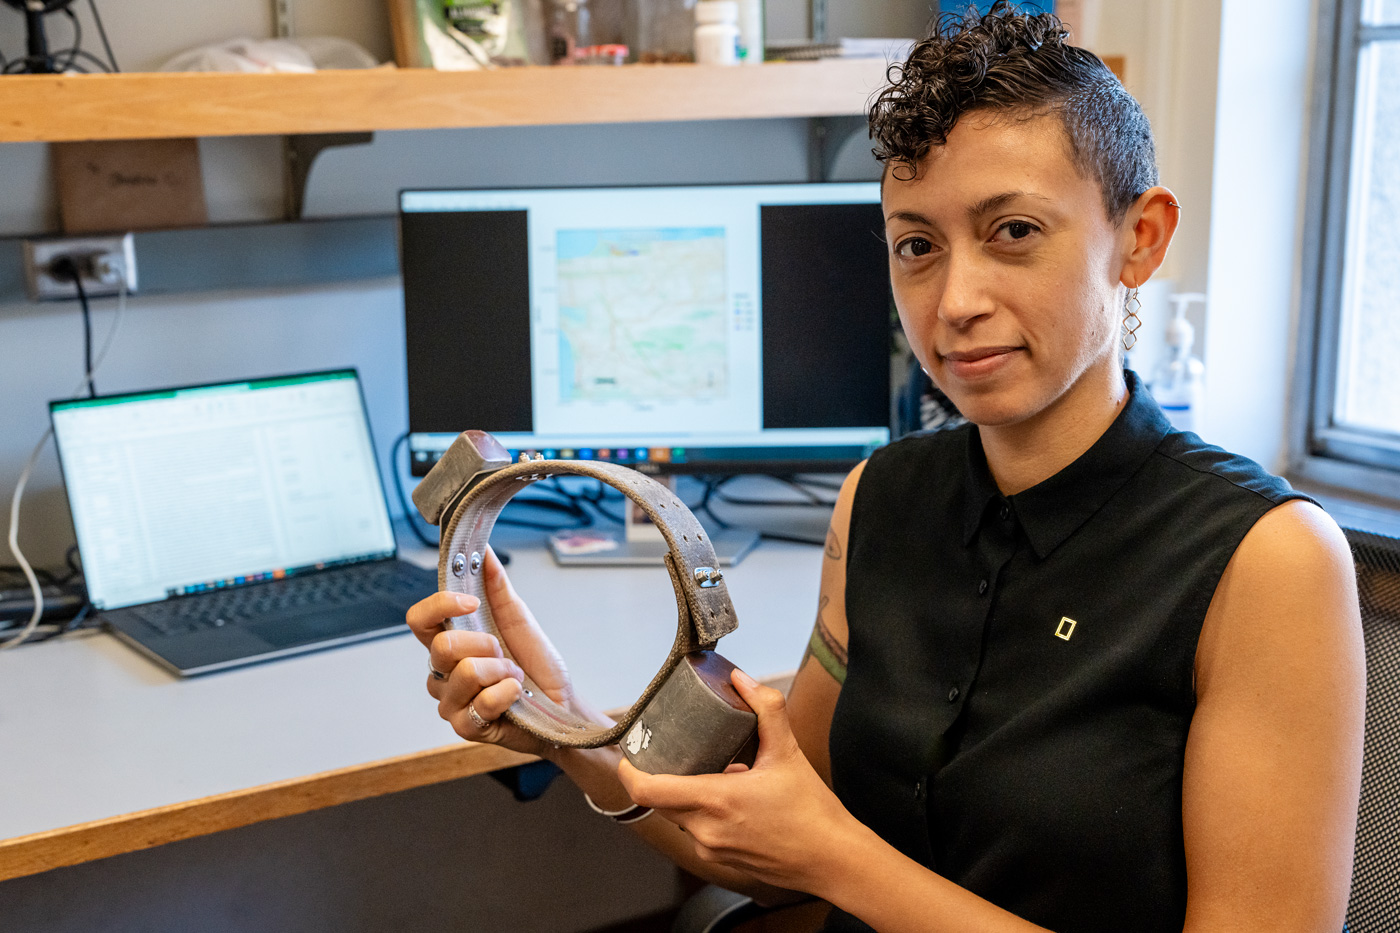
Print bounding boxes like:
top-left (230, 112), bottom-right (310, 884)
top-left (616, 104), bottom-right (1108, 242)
top-left (405, 547), bottom-right (580, 757)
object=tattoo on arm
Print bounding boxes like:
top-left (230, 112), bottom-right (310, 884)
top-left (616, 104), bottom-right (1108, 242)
top-left (824, 528), bottom-right (842, 560)
top-left (801, 595), bottom-right (847, 685)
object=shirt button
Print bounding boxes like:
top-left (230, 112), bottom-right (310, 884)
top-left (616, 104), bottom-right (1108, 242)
top-left (947, 686), bottom-right (960, 702)
top-left (978, 578), bottom-right (988, 595)
top-left (999, 504), bottom-right (1011, 521)
top-left (914, 779), bottom-right (926, 801)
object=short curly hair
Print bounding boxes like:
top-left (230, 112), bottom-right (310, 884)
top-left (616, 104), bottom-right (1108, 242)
top-left (870, 2), bottom-right (1157, 223)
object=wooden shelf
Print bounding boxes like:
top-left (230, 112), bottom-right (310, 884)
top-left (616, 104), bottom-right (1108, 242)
top-left (0, 59), bottom-right (889, 143)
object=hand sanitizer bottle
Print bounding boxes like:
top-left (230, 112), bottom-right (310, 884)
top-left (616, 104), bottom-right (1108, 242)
top-left (1151, 292), bottom-right (1207, 433)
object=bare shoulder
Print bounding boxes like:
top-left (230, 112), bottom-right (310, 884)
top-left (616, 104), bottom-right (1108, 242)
top-left (1182, 500), bottom-right (1365, 930)
top-left (1197, 499), bottom-right (1359, 688)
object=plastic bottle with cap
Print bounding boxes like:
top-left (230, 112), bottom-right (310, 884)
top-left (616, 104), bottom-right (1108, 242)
top-left (694, 1), bottom-right (740, 65)
top-left (1150, 292), bottom-right (1207, 433)
top-left (736, 0), bottom-right (764, 65)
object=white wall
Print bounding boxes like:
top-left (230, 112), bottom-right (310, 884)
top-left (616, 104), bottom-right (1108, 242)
top-left (1091, 0), bottom-right (1223, 381)
top-left (1200, 0), bottom-right (1317, 469)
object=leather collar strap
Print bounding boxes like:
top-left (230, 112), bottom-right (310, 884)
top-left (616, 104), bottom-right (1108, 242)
top-left (433, 456), bottom-right (738, 749)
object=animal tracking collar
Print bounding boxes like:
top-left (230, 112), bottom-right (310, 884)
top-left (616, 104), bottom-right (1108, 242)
top-left (413, 431), bottom-right (757, 775)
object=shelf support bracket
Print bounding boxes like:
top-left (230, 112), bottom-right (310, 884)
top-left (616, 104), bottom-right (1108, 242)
top-left (807, 115), bottom-right (866, 183)
top-left (810, 0), bottom-right (828, 43)
top-left (283, 132), bottom-right (374, 220)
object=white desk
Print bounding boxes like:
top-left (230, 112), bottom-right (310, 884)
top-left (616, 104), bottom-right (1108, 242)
top-left (0, 530), bottom-right (824, 882)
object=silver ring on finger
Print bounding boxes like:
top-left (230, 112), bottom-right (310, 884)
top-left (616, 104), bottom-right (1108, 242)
top-left (429, 662), bottom-right (448, 681)
top-left (467, 702), bottom-right (491, 731)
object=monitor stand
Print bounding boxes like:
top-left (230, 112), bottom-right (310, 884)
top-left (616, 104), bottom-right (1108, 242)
top-left (547, 477), bottom-right (760, 567)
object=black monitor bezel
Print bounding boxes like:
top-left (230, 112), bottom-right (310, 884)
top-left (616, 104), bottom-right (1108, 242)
top-left (398, 181), bottom-right (892, 478)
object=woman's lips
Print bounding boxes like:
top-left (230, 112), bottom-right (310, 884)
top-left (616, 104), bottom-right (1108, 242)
top-left (941, 346), bottom-right (1022, 379)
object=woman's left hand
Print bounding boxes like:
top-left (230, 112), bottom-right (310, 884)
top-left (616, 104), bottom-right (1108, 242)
top-left (617, 668), bottom-right (872, 896)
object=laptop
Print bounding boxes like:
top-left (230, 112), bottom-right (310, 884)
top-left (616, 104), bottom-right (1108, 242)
top-left (50, 369), bottom-right (438, 676)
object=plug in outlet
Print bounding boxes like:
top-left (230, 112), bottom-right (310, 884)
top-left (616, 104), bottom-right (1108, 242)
top-left (23, 234), bottom-right (138, 301)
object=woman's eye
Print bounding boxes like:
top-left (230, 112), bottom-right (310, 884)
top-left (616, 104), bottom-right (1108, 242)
top-left (993, 221), bottom-right (1039, 243)
top-left (895, 236), bottom-right (934, 258)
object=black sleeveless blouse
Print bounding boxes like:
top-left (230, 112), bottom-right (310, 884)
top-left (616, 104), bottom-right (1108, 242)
top-left (825, 372), bottom-right (1311, 933)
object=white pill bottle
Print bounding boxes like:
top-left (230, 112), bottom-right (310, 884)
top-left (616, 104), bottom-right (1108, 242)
top-left (694, 1), bottom-right (740, 65)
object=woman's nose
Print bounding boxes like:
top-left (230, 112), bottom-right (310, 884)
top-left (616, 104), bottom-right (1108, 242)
top-left (937, 251), bottom-right (995, 327)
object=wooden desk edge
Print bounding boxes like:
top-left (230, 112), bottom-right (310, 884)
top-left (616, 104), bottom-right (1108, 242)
top-left (0, 671), bottom-right (796, 882)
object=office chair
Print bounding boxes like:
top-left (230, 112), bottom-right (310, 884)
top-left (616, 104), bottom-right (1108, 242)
top-left (671, 886), bottom-right (827, 933)
top-left (1344, 528), bottom-right (1400, 932)
top-left (676, 527), bottom-right (1400, 933)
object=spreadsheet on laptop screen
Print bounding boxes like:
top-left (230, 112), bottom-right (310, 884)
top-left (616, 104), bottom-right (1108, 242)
top-left (51, 371), bottom-right (396, 611)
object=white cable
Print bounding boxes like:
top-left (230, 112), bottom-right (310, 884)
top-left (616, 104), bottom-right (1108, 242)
top-left (2, 430), bottom-right (52, 652)
top-left (2, 264), bottom-right (127, 652)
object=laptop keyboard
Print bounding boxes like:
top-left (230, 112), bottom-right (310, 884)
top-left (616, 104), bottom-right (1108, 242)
top-left (132, 562), bottom-right (434, 636)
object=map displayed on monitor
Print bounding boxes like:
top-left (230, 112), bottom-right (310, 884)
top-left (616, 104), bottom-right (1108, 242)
top-left (400, 183), bottom-right (893, 475)
top-left (555, 226), bottom-right (729, 406)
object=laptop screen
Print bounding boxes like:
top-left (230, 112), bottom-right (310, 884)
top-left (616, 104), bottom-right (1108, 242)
top-left (51, 370), bottom-right (397, 610)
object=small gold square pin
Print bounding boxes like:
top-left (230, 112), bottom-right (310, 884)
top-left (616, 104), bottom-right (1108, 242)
top-left (1055, 616), bottom-right (1077, 641)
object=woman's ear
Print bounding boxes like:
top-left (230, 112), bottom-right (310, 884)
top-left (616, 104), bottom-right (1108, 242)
top-left (1119, 187), bottom-right (1180, 289)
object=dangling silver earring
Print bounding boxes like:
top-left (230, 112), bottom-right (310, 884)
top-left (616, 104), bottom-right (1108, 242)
top-left (1122, 288), bottom-right (1142, 352)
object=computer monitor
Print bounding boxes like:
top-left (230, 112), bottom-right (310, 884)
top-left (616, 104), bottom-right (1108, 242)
top-left (399, 182), bottom-right (892, 477)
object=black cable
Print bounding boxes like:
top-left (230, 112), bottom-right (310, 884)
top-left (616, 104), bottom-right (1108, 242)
top-left (57, 7), bottom-right (81, 73)
top-left (60, 598), bottom-right (95, 635)
top-left (86, 0), bottom-right (118, 72)
top-left (48, 48), bottom-right (111, 72)
top-left (72, 271), bottom-right (95, 398)
top-left (713, 487), bottom-right (837, 508)
top-left (0, 566), bottom-right (61, 587)
top-left (50, 255), bottom-right (96, 397)
top-left (64, 544), bottom-right (83, 583)
top-left (586, 498), bottom-right (625, 525)
top-left (582, 478), bottom-right (626, 524)
top-left (791, 475), bottom-right (844, 491)
top-left (758, 531), bottom-right (825, 547)
top-left (389, 432), bottom-right (439, 549)
top-left (691, 476), bottom-right (732, 530)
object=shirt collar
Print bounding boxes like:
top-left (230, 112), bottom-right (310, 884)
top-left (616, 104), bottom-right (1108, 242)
top-left (961, 370), bottom-right (1172, 559)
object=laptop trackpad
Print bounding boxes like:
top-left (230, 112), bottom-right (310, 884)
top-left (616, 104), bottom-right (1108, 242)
top-left (249, 605), bottom-right (398, 649)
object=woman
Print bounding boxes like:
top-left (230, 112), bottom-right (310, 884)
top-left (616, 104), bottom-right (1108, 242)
top-left (406, 6), bottom-right (1364, 931)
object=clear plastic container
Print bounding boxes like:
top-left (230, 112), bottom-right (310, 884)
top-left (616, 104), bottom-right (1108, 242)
top-left (1150, 293), bottom-right (1207, 433)
top-left (632, 0), bottom-right (697, 63)
top-left (549, 0), bottom-right (589, 63)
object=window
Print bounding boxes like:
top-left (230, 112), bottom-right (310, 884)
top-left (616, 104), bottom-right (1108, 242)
top-left (1297, 0), bottom-right (1400, 496)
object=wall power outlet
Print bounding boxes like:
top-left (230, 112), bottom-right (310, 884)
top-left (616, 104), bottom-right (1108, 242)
top-left (22, 234), bottom-right (138, 301)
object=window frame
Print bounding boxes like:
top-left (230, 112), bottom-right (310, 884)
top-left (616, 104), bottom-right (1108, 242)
top-left (1291, 0), bottom-right (1400, 499)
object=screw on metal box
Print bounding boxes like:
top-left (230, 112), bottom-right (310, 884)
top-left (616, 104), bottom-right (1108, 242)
top-left (451, 553), bottom-right (467, 576)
